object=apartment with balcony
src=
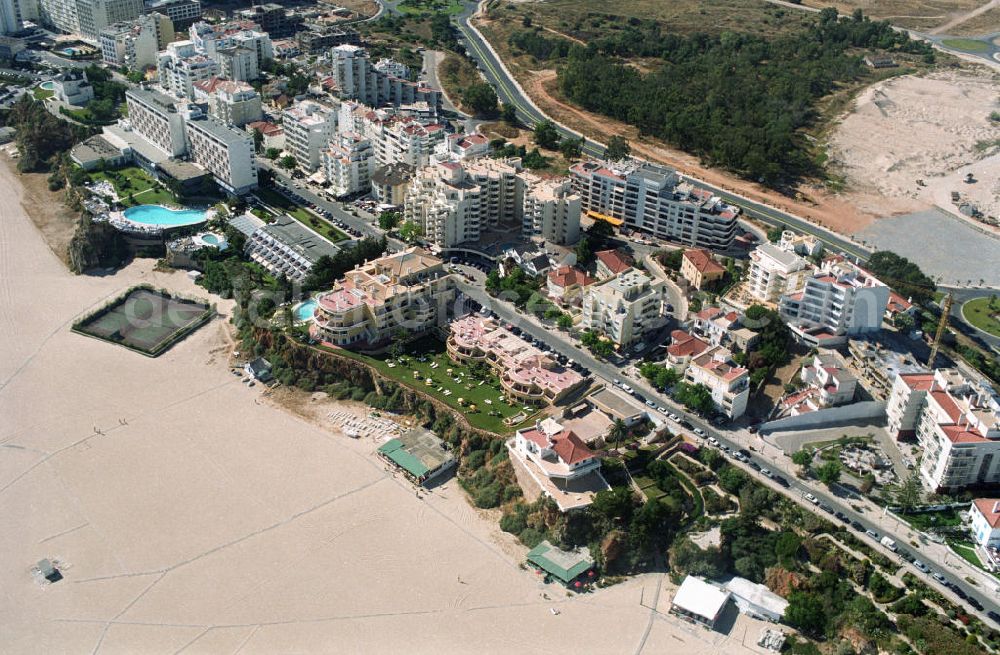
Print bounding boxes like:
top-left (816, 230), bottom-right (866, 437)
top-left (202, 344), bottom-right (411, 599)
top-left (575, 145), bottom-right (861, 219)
top-left (312, 248), bottom-right (456, 348)
top-left (885, 367), bottom-right (1000, 491)
top-left (282, 100), bottom-right (337, 171)
top-left (144, 0), bottom-right (200, 30)
top-left (580, 268), bottom-right (665, 348)
top-left (746, 242), bottom-right (810, 305)
top-left (448, 315), bottom-right (585, 406)
top-left (100, 12), bottom-right (171, 69)
top-left (323, 131), bottom-right (374, 198)
top-left (193, 77), bottom-right (262, 127)
top-left (188, 20), bottom-right (272, 69)
top-left (331, 43), bottom-right (441, 115)
top-left (569, 160), bottom-right (739, 250)
top-left (337, 101), bottom-right (446, 169)
top-left (184, 114), bottom-right (258, 194)
top-left (778, 256), bottom-right (889, 346)
top-left (521, 176), bottom-right (581, 246)
top-left (684, 346), bottom-right (750, 419)
top-left (157, 40), bottom-right (218, 99)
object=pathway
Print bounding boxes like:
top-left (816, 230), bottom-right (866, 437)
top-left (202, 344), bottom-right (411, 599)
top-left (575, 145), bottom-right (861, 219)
top-left (931, 0), bottom-right (999, 34)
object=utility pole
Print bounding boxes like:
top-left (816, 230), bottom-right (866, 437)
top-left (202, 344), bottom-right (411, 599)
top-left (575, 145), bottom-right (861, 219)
top-left (927, 293), bottom-right (952, 367)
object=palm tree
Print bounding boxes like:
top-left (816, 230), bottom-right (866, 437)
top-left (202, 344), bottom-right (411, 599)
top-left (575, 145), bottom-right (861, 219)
top-left (609, 419), bottom-right (628, 451)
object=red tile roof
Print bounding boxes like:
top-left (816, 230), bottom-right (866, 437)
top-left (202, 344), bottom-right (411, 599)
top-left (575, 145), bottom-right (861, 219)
top-left (887, 291), bottom-right (912, 314)
top-left (974, 499), bottom-right (1000, 527)
top-left (900, 372), bottom-right (935, 391)
top-left (548, 265), bottom-right (594, 289)
top-left (683, 249), bottom-right (725, 275)
top-left (930, 390), bottom-right (962, 422)
top-left (520, 428), bottom-right (594, 465)
top-left (667, 331), bottom-right (710, 358)
top-left (941, 423), bottom-right (985, 443)
top-left (595, 249), bottom-right (633, 275)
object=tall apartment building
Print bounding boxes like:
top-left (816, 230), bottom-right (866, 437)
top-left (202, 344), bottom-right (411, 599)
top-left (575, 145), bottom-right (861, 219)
top-left (331, 44), bottom-right (441, 114)
top-left (1, 0), bottom-right (22, 34)
top-left (312, 247), bottom-right (456, 348)
top-left (778, 256), bottom-right (889, 346)
top-left (403, 158), bottom-right (523, 248)
top-left (684, 346), bottom-right (750, 419)
top-left (282, 100), bottom-right (337, 171)
top-left (157, 40), bottom-right (218, 99)
top-left (184, 115), bottom-right (258, 194)
top-left (296, 24), bottom-right (358, 54)
top-left (323, 131), bottom-right (374, 198)
top-left (189, 19), bottom-right (272, 69)
top-left (245, 214), bottom-right (341, 282)
top-left (746, 242), bottom-right (810, 304)
top-left (338, 101), bottom-right (446, 169)
top-left (193, 77), bottom-right (262, 127)
top-left (99, 12), bottom-right (170, 69)
top-left (40, 0), bottom-right (143, 37)
top-left (521, 176), bottom-right (581, 246)
top-left (144, 0), bottom-right (199, 29)
top-left (125, 85), bottom-right (187, 156)
top-left (569, 160), bottom-right (739, 250)
top-left (234, 2), bottom-right (301, 38)
top-left (580, 268), bottom-right (665, 348)
top-left (886, 368), bottom-right (1000, 491)
top-left (216, 45), bottom-right (257, 82)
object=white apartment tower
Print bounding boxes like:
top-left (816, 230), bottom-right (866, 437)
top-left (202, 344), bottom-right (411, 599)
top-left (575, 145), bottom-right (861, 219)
top-left (746, 242), bottom-right (810, 304)
top-left (184, 115), bottom-right (258, 194)
top-left (522, 177), bottom-right (581, 246)
top-left (157, 40), bottom-right (218, 99)
top-left (125, 86), bottom-right (187, 156)
top-left (323, 132), bottom-right (374, 198)
top-left (282, 100), bottom-right (337, 171)
top-left (580, 268), bottom-right (665, 348)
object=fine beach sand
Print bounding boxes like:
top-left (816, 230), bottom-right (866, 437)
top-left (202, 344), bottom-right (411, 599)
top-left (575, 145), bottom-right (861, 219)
top-left (0, 159), bottom-right (777, 654)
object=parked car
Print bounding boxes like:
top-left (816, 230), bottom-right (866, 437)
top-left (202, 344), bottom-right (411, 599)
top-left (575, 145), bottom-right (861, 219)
top-left (932, 572), bottom-right (947, 584)
top-left (644, 400), bottom-right (656, 407)
top-left (693, 428), bottom-right (705, 437)
top-left (761, 468), bottom-right (773, 479)
top-left (865, 529), bottom-right (879, 541)
top-left (707, 437), bottom-right (719, 447)
top-left (987, 610), bottom-right (1000, 625)
top-left (913, 560), bottom-right (929, 573)
top-left (969, 597), bottom-right (983, 611)
top-left (851, 520), bottom-right (864, 531)
top-left (773, 475), bottom-right (790, 488)
top-left (804, 493), bottom-right (819, 505)
top-left (657, 406), bottom-right (668, 415)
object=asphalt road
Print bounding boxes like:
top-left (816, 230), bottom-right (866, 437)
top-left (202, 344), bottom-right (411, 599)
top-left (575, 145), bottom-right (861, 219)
top-left (946, 285), bottom-right (1000, 349)
top-left (454, 275), bottom-right (1000, 620)
top-left (452, 2), bottom-right (872, 262)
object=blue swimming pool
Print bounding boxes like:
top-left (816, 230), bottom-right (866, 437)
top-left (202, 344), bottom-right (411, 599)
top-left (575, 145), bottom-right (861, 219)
top-left (294, 299), bottom-right (317, 322)
top-left (123, 205), bottom-right (207, 227)
top-left (40, 81), bottom-right (55, 91)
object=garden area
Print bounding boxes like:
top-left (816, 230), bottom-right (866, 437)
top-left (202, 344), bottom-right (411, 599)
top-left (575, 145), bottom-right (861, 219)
top-left (335, 335), bottom-right (540, 434)
top-left (397, 0), bottom-right (463, 15)
top-left (88, 166), bottom-right (177, 207)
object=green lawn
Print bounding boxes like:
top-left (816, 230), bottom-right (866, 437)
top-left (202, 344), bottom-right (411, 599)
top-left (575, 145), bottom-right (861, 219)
top-left (397, 0), bottom-right (463, 15)
top-left (33, 87), bottom-right (53, 100)
top-left (255, 188), bottom-right (349, 243)
top-left (948, 539), bottom-right (986, 571)
top-left (941, 38), bottom-right (990, 52)
top-left (89, 166), bottom-right (160, 195)
top-left (899, 508), bottom-right (964, 531)
top-left (962, 297), bottom-right (1000, 338)
top-left (330, 336), bottom-right (540, 434)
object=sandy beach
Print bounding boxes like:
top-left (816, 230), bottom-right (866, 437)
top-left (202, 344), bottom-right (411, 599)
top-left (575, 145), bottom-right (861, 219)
top-left (0, 158), bottom-right (778, 653)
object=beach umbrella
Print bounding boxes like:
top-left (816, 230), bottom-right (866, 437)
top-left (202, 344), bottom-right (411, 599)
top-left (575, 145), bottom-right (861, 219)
top-left (574, 581), bottom-right (582, 588)
top-left (587, 570), bottom-right (595, 577)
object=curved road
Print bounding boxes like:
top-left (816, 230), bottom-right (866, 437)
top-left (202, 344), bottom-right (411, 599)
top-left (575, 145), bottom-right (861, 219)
top-left (451, 1), bottom-right (872, 262)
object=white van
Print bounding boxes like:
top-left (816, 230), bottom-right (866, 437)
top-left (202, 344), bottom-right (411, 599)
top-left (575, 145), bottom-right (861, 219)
top-left (880, 536), bottom-right (897, 552)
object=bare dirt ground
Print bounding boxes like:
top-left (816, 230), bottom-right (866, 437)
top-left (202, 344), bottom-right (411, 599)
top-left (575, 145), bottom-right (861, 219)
top-left (949, 4), bottom-right (1000, 33)
top-left (800, 0), bottom-right (987, 31)
top-left (828, 68), bottom-right (1000, 229)
top-left (0, 161), bottom-right (785, 654)
top-left (523, 68), bottom-right (876, 235)
top-left (7, 160), bottom-right (79, 267)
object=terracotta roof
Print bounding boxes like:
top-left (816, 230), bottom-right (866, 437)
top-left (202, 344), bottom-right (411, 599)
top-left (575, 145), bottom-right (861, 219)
top-left (930, 390), bottom-right (962, 422)
top-left (667, 331), bottom-right (710, 358)
top-left (887, 291), bottom-right (912, 314)
top-left (683, 249), bottom-right (725, 275)
top-left (595, 249), bottom-right (633, 275)
top-left (900, 372), bottom-right (935, 391)
top-left (941, 423), bottom-right (985, 443)
top-left (974, 499), bottom-right (1000, 527)
top-left (520, 428), bottom-right (594, 465)
top-left (548, 265), bottom-right (594, 289)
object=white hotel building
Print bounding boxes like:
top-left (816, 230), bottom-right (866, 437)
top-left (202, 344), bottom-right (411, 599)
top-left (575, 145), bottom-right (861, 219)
top-left (125, 86), bottom-right (188, 157)
top-left (521, 176), bottom-right (581, 246)
top-left (569, 160), bottom-right (739, 250)
top-left (886, 368), bottom-right (1000, 491)
top-left (746, 242), bottom-right (810, 305)
top-left (184, 115), bottom-right (258, 194)
top-left (323, 131), bottom-right (374, 198)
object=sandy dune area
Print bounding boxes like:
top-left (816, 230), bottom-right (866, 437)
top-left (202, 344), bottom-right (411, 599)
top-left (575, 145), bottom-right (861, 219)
top-left (0, 160), bottom-right (777, 653)
top-left (829, 68), bottom-right (1000, 226)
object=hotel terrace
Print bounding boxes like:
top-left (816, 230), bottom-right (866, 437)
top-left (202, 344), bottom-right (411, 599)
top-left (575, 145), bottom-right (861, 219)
top-left (508, 418), bottom-right (609, 511)
top-left (447, 315), bottom-right (586, 407)
top-left (312, 248), bottom-right (456, 348)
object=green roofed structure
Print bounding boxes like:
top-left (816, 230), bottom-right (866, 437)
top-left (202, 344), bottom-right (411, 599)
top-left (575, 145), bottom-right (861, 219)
top-left (376, 428), bottom-right (456, 486)
top-left (526, 540), bottom-right (596, 588)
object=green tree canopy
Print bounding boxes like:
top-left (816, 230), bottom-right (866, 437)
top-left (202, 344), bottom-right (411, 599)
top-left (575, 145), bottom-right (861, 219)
top-left (463, 82), bottom-right (498, 117)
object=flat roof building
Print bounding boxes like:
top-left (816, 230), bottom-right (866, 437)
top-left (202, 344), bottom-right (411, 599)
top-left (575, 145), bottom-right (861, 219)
top-left (245, 214), bottom-right (341, 281)
top-left (377, 428), bottom-right (456, 486)
top-left (670, 576), bottom-right (731, 629)
top-left (525, 540), bottom-right (595, 587)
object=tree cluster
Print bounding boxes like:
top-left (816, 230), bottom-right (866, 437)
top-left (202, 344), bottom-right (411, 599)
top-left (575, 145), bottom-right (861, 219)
top-left (6, 96), bottom-right (88, 172)
top-left (863, 250), bottom-right (936, 305)
top-left (301, 235), bottom-right (388, 291)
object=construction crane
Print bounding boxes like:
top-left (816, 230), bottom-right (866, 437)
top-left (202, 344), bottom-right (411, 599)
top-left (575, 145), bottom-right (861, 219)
top-left (927, 293), bottom-right (953, 367)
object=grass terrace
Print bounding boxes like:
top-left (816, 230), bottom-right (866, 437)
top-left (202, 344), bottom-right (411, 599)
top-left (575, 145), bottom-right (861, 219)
top-left (331, 336), bottom-right (539, 434)
top-left (898, 507), bottom-right (964, 531)
top-left (255, 188), bottom-right (349, 243)
top-left (947, 538), bottom-right (988, 571)
top-left (72, 286), bottom-right (214, 357)
top-left (33, 86), bottom-right (54, 100)
top-left (962, 296), bottom-right (1000, 338)
top-left (88, 166), bottom-right (177, 207)
top-left (397, 0), bottom-right (463, 15)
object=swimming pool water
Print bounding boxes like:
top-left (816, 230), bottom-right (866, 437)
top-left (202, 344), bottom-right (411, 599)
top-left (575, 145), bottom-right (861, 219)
top-left (40, 81), bottom-right (55, 90)
top-left (201, 234), bottom-right (220, 245)
top-left (294, 299), bottom-right (317, 321)
top-left (123, 205), bottom-right (207, 227)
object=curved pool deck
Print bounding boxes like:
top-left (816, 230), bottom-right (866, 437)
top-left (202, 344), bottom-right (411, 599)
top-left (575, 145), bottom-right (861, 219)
top-left (39, 81), bottom-right (55, 90)
top-left (294, 299), bottom-right (318, 322)
top-left (123, 205), bottom-right (207, 228)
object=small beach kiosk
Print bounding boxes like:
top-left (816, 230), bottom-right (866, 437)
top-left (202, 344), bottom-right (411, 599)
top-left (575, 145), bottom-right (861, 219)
top-left (376, 428), bottom-right (456, 487)
top-left (525, 540), bottom-right (596, 589)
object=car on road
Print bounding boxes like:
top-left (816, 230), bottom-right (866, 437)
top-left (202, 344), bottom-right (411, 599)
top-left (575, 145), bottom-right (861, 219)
top-left (748, 461), bottom-right (761, 471)
top-left (865, 529), bottom-right (879, 541)
top-left (761, 468), bottom-right (773, 479)
top-left (850, 520), bottom-right (864, 531)
top-left (987, 610), bottom-right (1000, 625)
top-left (621, 384), bottom-right (634, 395)
top-left (834, 512), bottom-right (850, 524)
top-left (951, 585), bottom-right (968, 600)
top-left (773, 475), bottom-right (790, 488)
top-left (657, 406), bottom-right (668, 415)
top-left (668, 413), bottom-right (679, 422)
top-left (693, 428), bottom-right (705, 437)
top-left (613, 379), bottom-right (622, 388)
top-left (932, 572), bottom-right (947, 584)
top-left (913, 560), bottom-right (929, 573)
top-left (804, 493), bottom-right (819, 505)
top-left (707, 437), bottom-right (719, 447)
top-left (644, 400), bottom-right (656, 407)
top-left (969, 597), bottom-right (983, 611)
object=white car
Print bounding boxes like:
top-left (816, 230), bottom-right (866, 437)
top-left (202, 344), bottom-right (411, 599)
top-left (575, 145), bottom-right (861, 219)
top-left (621, 384), bottom-right (634, 395)
top-left (761, 468), bottom-right (773, 479)
top-left (613, 379), bottom-right (622, 387)
top-left (657, 407), bottom-right (669, 415)
top-left (669, 413), bottom-right (679, 422)
top-left (693, 428), bottom-right (706, 437)
top-left (804, 493), bottom-right (819, 505)
top-left (707, 437), bottom-right (719, 446)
